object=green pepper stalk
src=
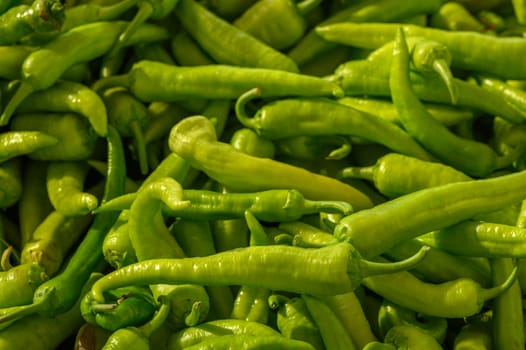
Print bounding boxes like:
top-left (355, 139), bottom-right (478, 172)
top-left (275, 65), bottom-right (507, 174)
top-left (168, 115), bottom-right (373, 210)
top-left (167, 319), bottom-right (281, 350)
top-left (235, 88), bottom-right (433, 162)
top-left (0, 130), bottom-right (58, 164)
top-left (102, 87), bottom-right (150, 175)
top-left (88, 242), bottom-right (429, 304)
top-left (0, 0), bottom-right (65, 45)
top-left (0, 125), bottom-right (126, 326)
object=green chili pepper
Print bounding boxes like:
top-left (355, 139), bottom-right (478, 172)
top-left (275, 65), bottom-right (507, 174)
top-left (385, 238), bottom-right (491, 287)
top-left (321, 291), bottom-right (378, 349)
top-left (0, 20), bottom-right (170, 125)
top-left (269, 294), bottom-right (325, 350)
top-left (168, 115), bottom-right (373, 210)
top-left (362, 257), bottom-right (517, 318)
top-left (330, 58), bottom-right (526, 125)
top-left (170, 31), bottom-right (215, 67)
top-left (337, 96), bottom-right (474, 128)
top-left (338, 153), bottom-right (471, 198)
top-left (20, 210), bottom-right (92, 276)
top-left (127, 176), bottom-right (211, 329)
top-left (379, 325), bottom-right (443, 350)
top-left (102, 87), bottom-right (150, 175)
top-left (10, 112), bottom-right (99, 161)
top-left (233, 0), bottom-right (321, 51)
top-left (61, 0), bottom-right (138, 32)
top-left (92, 60), bottom-right (343, 103)
top-left (0, 272), bottom-right (100, 350)
top-left (102, 210), bottom-right (136, 270)
top-left (182, 333), bottom-right (316, 349)
top-left (16, 80), bottom-right (108, 137)
top-left (0, 130), bottom-right (58, 164)
top-left (390, 28), bottom-right (521, 177)
top-left (88, 242), bottom-right (429, 304)
top-left (453, 314), bottom-right (493, 350)
top-left (167, 318), bottom-right (281, 350)
top-left (0, 263), bottom-right (48, 309)
top-left (46, 160), bottom-right (99, 217)
top-left (235, 88), bottom-right (433, 161)
top-left (82, 285), bottom-right (157, 332)
top-left (175, 0), bottom-right (298, 72)
top-left (0, 158), bottom-right (22, 209)
top-left (417, 220), bottom-right (526, 258)
top-left (100, 295), bottom-right (170, 350)
top-left (0, 45), bottom-right (34, 80)
top-left (512, 0), bottom-right (526, 24)
top-left (316, 21), bottom-right (526, 80)
top-left (335, 169), bottom-right (526, 260)
top-left (490, 257), bottom-right (524, 350)
top-left (476, 75), bottom-right (526, 117)
top-left (302, 293), bottom-right (358, 350)
top-left (429, 1), bottom-right (485, 32)
top-left (17, 159), bottom-right (53, 248)
top-left (0, 0), bottom-right (65, 45)
top-left (0, 124), bottom-right (126, 325)
top-left (288, 0), bottom-right (442, 66)
top-left (275, 135), bottom-right (352, 161)
top-left (378, 299), bottom-right (447, 344)
top-left (169, 218), bottom-right (235, 321)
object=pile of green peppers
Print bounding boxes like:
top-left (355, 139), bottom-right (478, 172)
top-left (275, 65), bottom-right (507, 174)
top-left (1, 0), bottom-right (526, 349)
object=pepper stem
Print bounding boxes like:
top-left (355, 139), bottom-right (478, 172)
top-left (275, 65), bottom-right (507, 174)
top-left (432, 59), bottom-right (458, 105)
top-left (359, 246), bottom-right (430, 277)
top-left (184, 301), bottom-right (202, 327)
top-left (479, 266), bottom-right (518, 302)
top-left (235, 87), bottom-right (262, 130)
top-left (139, 295), bottom-right (171, 338)
top-left (0, 82), bottom-right (35, 126)
top-left (337, 166), bottom-right (375, 182)
top-left (91, 74), bottom-right (130, 94)
top-left (112, 1), bottom-right (153, 57)
top-left (302, 199), bottom-right (354, 216)
top-left (92, 193), bottom-right (137, 213)
top-left (129, 119), bottom-right (149, 176)
top-left (267, 294), bottom-right (290, 310)
top-left (326, 137), bottom-right (352, 160)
